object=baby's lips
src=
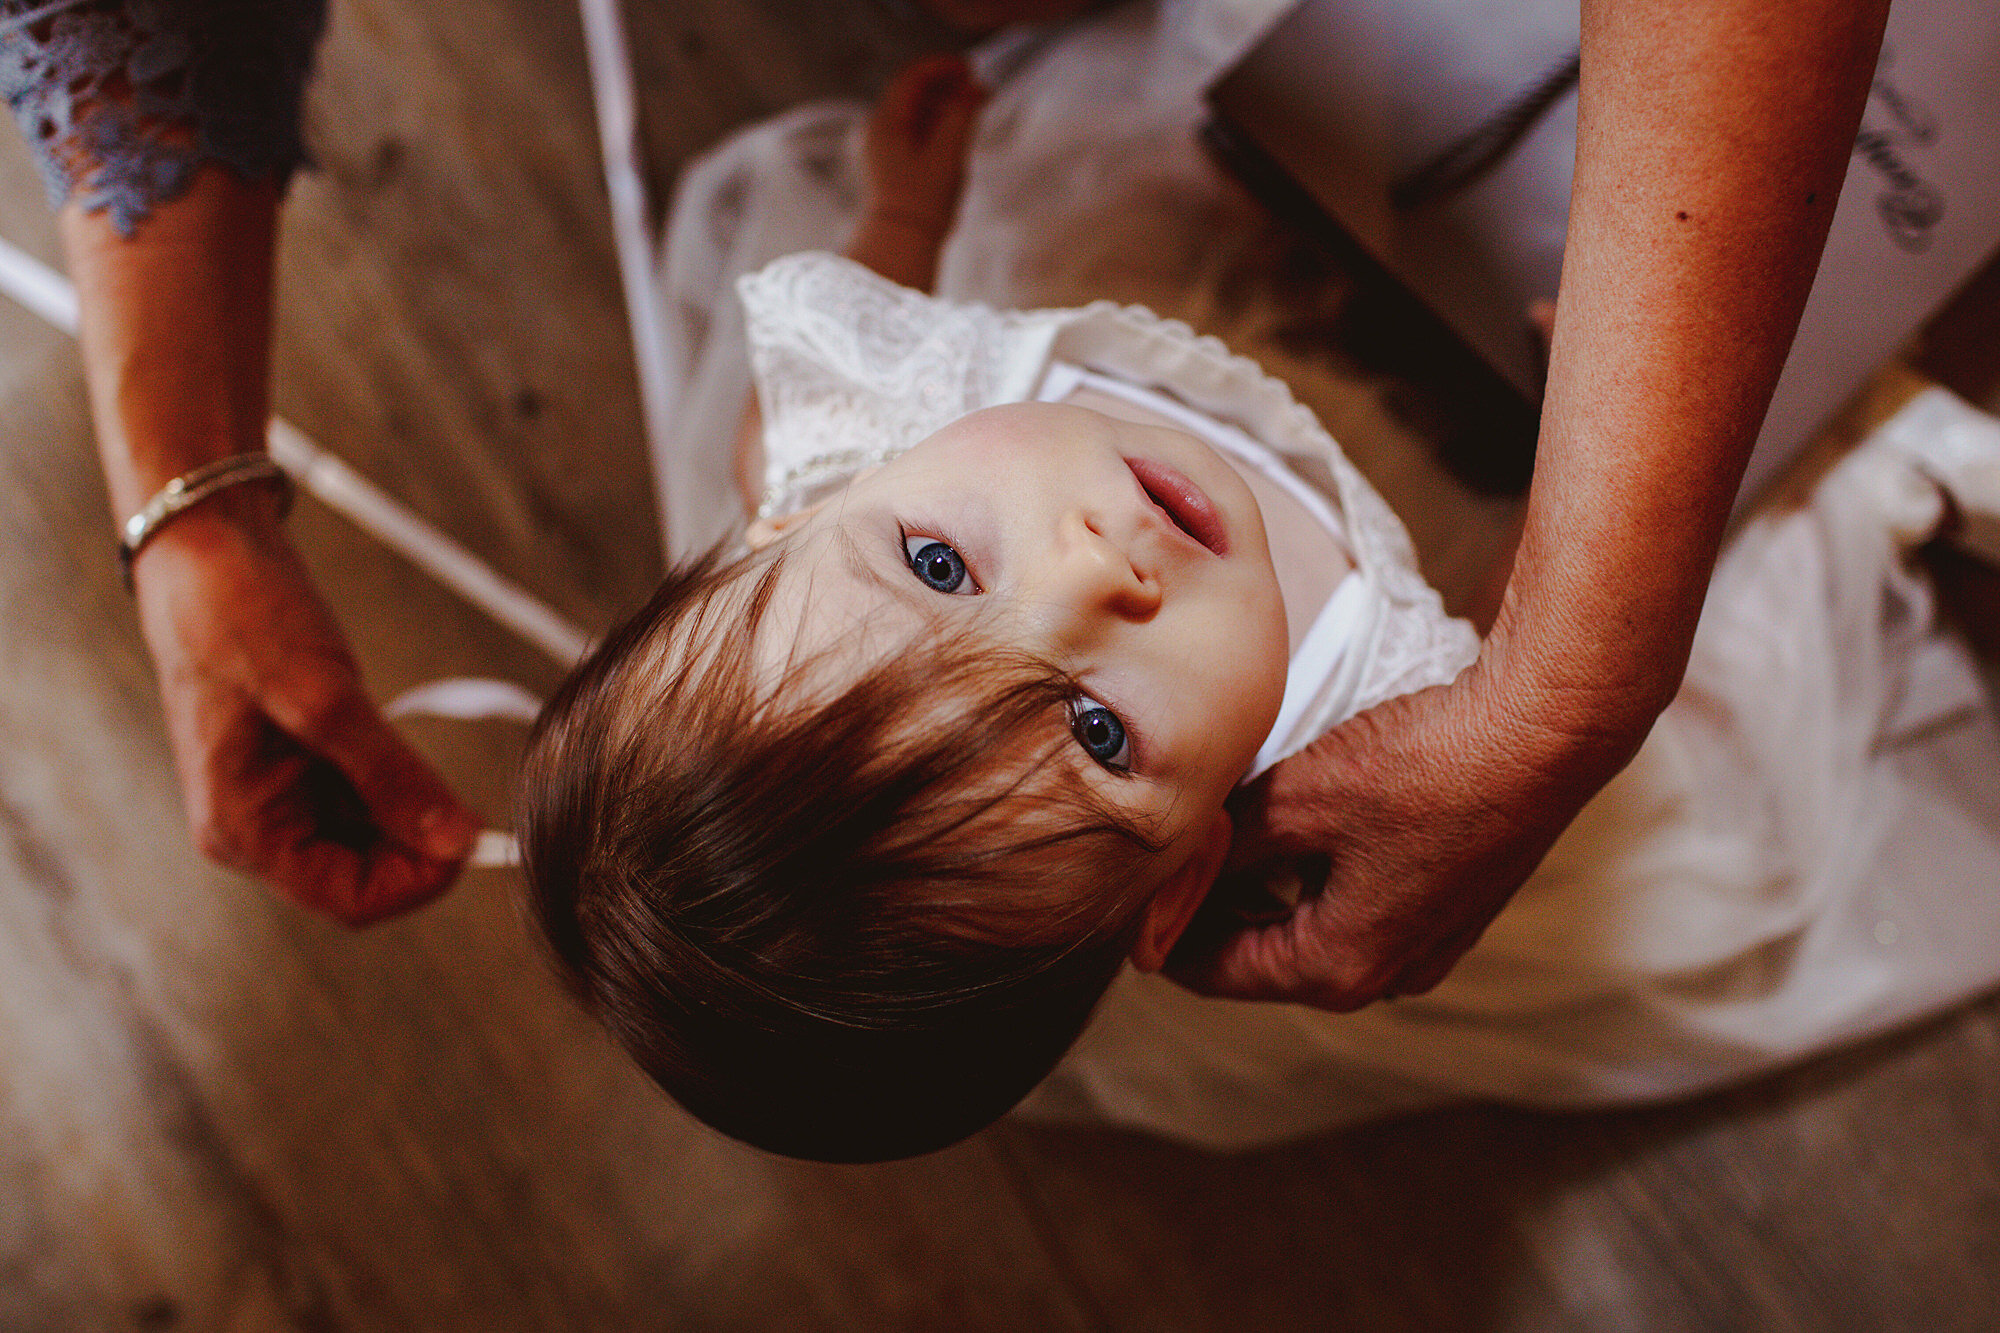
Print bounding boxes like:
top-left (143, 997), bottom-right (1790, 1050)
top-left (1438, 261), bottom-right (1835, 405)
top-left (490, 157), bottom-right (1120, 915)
top-left (1126, 456), bottom-right (1229, 557)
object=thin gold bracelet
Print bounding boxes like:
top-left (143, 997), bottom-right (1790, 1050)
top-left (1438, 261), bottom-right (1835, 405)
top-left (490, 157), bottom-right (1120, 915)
top-left (117, 453), bottom-right (294, 591)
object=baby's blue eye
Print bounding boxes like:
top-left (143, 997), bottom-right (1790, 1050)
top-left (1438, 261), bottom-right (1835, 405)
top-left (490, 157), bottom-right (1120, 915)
top-left (1071, 697), bottom-right (1131, 771)
top-left (905, 535), bottom-right (971, 594)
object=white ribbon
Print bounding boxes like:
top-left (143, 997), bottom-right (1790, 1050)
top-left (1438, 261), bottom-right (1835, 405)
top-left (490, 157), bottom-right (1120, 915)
top-left (385, 678), bottom-right (548, 870)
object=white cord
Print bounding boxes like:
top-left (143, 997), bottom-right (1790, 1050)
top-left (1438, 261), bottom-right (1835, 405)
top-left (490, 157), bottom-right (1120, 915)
top-left (577, 0), bottom-right (682, 556)
top-left (0, 234), bottom-right (592, 668)
top-left (0, 235), bottom-right (78, 331)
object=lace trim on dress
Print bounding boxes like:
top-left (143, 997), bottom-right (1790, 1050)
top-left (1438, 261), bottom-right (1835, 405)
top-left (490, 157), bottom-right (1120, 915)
top-left (744, 253), bottom-right (1024, 517)
top-left (0, 0), bottom-right (326, 235)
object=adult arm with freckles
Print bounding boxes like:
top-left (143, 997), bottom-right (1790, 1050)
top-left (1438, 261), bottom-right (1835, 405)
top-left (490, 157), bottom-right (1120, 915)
top-left (1175, 0), bottom-right (1892, 1009)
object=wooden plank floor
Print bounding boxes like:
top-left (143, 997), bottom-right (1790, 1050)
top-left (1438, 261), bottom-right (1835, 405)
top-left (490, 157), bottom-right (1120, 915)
top-left (2, 2), bottom-right (1997, 1328)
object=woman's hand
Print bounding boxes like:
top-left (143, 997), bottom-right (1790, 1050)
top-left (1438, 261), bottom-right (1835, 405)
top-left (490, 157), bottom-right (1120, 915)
top-left (847, 54), bottom-right (989, 291)
top-left (131, 495), bottom-right (481, 926)
top-left (61, 165), bottom-right (479, 925)
top-left (1173, 657), bottom-right (1633, 1010)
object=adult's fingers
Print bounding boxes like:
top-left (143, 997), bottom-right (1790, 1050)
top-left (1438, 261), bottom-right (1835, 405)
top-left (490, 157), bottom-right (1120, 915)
top-left (1219, 767), bottom-right (1276, 872)
top-left (1169, 892), bottom-right (1393, 1011)
top-left (185, 714), bottom-right (309, 874)
top-left (193, 716), bottom-right (460, 925)
top-left (259, 798), bottom-right (459, 926)
top-left (265, 674), bottom-right (480, 867)
top-left (1227, 700), bottom-right (1394, 863)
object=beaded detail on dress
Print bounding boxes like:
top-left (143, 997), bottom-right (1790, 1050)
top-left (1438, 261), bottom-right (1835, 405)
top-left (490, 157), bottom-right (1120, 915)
top-left (0, 0), bottom-right (325, 235)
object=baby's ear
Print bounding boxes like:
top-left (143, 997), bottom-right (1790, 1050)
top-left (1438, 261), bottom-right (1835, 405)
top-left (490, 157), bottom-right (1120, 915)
top-left (744, 498), bottom-right (828, 549)
top-left (1130, 810), bottom-right (1233, 973)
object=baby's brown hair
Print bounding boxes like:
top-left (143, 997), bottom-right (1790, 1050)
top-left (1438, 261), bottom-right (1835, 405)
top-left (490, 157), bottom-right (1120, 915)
top-left (517, 544), bottom-right (1165, 1162)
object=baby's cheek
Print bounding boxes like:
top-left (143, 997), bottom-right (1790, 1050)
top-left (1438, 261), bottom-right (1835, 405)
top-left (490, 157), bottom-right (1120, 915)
top-left (1253, 581), bottom-right (1292, 709)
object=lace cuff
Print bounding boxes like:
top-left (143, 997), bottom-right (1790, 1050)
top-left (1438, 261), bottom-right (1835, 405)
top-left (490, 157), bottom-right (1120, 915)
top-left (0, 0), bottom-right (326, 235)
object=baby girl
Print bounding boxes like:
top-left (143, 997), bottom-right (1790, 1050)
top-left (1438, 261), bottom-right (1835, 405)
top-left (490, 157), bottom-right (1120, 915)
top-left (518, 57), bottom-right (2000, 1162)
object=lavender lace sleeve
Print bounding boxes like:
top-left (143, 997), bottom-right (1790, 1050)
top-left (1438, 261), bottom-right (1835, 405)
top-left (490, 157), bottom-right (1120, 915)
top-left (0, 0), bottom-right (326, 235)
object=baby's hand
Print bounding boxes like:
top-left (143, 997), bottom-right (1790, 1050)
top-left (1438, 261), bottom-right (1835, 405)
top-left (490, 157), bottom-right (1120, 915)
top-left (861, 54), bottom-right (989, 246)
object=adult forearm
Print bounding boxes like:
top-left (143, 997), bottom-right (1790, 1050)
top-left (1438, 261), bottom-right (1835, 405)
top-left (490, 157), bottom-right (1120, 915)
top-left (58, 157), bottom-right (479, 921)
top-left (1488, 0), bottom-right (1889, 770)
top-left (62, 165), bottom-right (282, 526)
top-left (13, 3), bottom-right (478, 922)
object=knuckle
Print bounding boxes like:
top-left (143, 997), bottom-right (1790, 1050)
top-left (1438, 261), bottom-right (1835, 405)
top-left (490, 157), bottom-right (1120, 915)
top-left (192, 817), bottom-right (245, 870)
top-left (1322, 962), bottom-right (1397, 1013)
top-left (290, 678), bottom-right (355, 739)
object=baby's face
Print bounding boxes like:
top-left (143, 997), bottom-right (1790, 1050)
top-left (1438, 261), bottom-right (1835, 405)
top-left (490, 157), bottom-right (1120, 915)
top-left (751, 402), bottom-right (1290, 869)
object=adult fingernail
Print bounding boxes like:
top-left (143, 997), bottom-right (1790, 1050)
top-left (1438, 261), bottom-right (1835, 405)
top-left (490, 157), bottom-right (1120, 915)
top-left (421, 807), bottom-right (479, 860)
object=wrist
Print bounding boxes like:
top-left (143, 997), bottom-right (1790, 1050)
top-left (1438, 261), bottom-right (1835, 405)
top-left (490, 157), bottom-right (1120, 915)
top-left (124, 471), bottom-right (292, 594)
top-left (1471, 499), bottom-right (1705, 764)
top-left (1455, 614), bottom-right (1662, 800)
top-left (111, 440), bottom-right (276, 521)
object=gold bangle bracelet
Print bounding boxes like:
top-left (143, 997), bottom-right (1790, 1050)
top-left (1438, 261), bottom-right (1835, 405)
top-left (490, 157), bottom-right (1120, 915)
top-left (117, 453), bottom-right (294, 591)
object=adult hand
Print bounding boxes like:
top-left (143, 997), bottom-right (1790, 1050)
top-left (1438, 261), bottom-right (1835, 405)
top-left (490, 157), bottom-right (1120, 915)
top-left (59, 165), bottom-right (476, 925)
top-left (131, 492), bottom-right (481, 925)
top-left (1172, 664), bottom-right (1623, 1011)
top-left (1172, 0), bottom-right (1892, 1010)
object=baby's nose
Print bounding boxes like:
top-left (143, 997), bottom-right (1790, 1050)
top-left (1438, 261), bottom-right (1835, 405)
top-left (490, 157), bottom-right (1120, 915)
top-left (1046, 510), bottom-right (1161, 629)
